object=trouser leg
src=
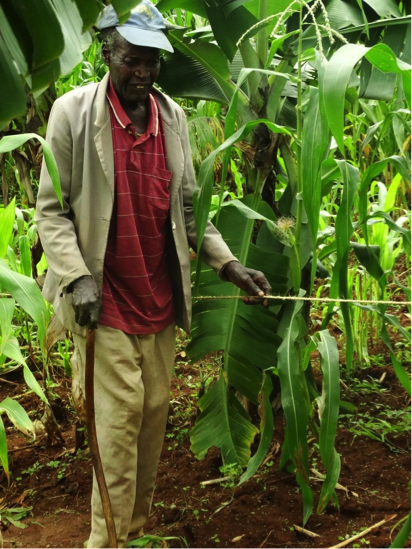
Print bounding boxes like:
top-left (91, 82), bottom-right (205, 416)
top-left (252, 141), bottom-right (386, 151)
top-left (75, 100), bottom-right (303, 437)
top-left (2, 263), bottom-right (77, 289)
top-left (73, 324), bottom-right (145, 548)
top-left (128, 323), bottom-right (175, 538)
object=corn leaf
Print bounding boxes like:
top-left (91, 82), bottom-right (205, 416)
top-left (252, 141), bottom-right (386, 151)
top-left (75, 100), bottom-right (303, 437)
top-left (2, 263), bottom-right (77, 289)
top-left (317, 330), bottom-right (341, 513)
top-left (0, 199), bottom-right (16, 260)
top-left (23, 365), bottom-right (48, 405)
top-left (238, 373), bottom-right (274, 485)
top-left (0, 416), bottom-right (9, 481)
top-left (277, 297), bottom-right (313, 525)
top-left (0, 298), bottom-right (15, 356)
top-left (0, 397), bottom-right (34, 439)
top-left (323, 43), bottom-right (411, 154)
top-left (18, 236), bottom-right (32, 278)
top-left (0, 259), bottom-right (49, 358)
top-left (0, 134), bottom-right (62, 207)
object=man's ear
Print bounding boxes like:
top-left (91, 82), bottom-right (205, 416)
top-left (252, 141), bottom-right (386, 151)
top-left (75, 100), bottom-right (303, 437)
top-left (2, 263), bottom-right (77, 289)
top-left (102, 43), bottom-right (110, 66)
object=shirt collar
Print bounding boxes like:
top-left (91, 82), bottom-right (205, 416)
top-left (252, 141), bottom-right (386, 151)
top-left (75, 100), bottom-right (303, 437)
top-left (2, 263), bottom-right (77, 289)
top-left (106, 78), bottom-right (159, 137)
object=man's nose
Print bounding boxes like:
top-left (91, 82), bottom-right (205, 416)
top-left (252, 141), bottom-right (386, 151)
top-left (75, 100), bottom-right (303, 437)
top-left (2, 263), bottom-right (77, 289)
top-left (134, 65), bottom-right (150, 78)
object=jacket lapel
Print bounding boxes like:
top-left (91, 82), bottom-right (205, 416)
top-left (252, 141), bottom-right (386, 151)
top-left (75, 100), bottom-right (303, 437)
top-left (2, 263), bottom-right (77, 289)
top-left (94, 73), bottom-right (114, 198)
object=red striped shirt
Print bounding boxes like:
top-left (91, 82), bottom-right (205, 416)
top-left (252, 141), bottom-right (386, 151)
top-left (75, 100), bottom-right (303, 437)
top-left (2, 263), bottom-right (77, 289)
top-left (99, 79), bottom-right (174, 334)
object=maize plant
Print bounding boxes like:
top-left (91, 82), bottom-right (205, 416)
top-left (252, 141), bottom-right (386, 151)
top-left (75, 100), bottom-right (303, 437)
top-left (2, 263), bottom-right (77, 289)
top-left (155, 0), bottom-right (411, 523)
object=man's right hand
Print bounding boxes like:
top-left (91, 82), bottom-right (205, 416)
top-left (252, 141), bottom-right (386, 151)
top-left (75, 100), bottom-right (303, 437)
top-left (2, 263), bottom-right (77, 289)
top-left (69, 275), bottom-right (102, 329)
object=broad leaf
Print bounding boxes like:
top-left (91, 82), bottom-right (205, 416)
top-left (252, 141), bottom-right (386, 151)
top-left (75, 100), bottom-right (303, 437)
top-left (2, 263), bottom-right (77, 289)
top-left (190, 374), bottom-right (259, 467)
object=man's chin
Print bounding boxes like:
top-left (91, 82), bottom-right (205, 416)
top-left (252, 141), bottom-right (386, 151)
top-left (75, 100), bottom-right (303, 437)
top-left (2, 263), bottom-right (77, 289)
top-left (124, 88), bottom-right (151, 104)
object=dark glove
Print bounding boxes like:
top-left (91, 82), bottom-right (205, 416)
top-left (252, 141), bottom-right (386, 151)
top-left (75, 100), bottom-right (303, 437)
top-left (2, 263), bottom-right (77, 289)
top-left (69, 275), bottom-right (102, 329)
top-left (221, 261), bottom-right (272, 306)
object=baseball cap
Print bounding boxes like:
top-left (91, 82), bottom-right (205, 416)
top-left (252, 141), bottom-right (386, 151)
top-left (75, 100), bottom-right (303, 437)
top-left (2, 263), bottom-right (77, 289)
top-left (96, 0), bottom-right (174, 53)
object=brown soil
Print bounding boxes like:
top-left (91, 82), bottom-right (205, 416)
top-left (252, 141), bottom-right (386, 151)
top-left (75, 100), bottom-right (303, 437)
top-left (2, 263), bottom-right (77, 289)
top-left (0, 356), bottom-right (410, 549)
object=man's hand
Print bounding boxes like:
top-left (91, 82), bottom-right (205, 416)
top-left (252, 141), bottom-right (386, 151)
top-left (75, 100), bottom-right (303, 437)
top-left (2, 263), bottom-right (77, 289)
top-left (222, 261), bottom-right (272, 306)
top-left (69, 275), bottom-right (102, 329)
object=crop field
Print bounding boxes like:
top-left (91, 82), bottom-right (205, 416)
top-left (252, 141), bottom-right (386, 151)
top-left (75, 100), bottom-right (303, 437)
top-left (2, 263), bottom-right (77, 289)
top-left (0, 0), bottom-right (410, 548)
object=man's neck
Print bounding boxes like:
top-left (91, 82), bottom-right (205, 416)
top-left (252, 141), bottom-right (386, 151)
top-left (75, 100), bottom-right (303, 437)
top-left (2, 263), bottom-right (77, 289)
top-left (121, 98), bottom-right (149, 134)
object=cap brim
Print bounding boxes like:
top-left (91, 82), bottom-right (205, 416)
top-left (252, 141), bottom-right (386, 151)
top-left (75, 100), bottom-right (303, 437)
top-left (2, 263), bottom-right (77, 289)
top-left (117, 27), bottom-right (174, 53)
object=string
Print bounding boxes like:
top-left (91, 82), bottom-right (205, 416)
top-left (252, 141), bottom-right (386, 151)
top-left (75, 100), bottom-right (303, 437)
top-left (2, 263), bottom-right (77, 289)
top-left (193, 295), bottom-right (411, 306)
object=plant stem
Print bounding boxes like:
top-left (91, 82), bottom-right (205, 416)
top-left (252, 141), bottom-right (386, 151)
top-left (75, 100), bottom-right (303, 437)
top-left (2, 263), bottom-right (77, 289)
top-left (293, 4), bottom-right (304, 292)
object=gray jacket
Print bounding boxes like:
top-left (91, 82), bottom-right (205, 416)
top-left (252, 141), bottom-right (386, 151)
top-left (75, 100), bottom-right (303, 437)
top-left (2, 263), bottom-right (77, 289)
top-left (35, 72), bottom-right (237, 335)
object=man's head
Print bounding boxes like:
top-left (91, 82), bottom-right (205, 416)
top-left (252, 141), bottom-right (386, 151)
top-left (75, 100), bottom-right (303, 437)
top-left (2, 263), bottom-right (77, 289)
top-left (97, 0), bottom-right (173, 105)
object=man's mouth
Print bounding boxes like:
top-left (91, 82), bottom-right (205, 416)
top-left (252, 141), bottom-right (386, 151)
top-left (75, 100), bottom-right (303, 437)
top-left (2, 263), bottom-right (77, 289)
top-left (130, 83), bottom-right (150, 90)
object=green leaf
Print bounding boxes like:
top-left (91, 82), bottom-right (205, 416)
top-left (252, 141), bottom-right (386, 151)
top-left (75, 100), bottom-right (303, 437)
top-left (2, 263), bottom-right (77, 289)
top-left (277, 298), bottom-right (313, 525)
top-left (0, 134), bottom-right (62, 207)
top-left (0, 34), bottom-right (27, 126)
top-left (317, 331), bottom-right (341, 514)
top-left (301, 84), bottom-right (330, 251)
top-left (72, 0), bottom-right (104, 31)
top-left (0, 397), bottom-right (34, 438)
top-left (0, 416), bottom-right (9, 481)
top-left (0, 298), bottom-right (15, 356)
top-left (0, 259), bottom-right (49, 358)
top-left (330, 161), bottom-right (360, 373)
top-left (190, 375), bottom-right (258, 467)
top-left (363, 0), bottom-right (402, 18)
top-left (205, 3), bottom-right (258, 62)
top-left (23, 365), bottom-right (48, 405)
top-left (18, 236), bottom-right (32, 278)
top-left (238, 373), bottom-right (274, 485)
top-left (351, 243), bottom-right (384, 281)
top-left (51, 0), bottom-right (93, 76)
top-left (0, 198), bottom-right (16, 259)
top-left (323, 44), bottom-right (411, 154)
top-left (390, 509), bottom-right (411, 548)
top-left (3, 337), bottom-right (26, 366)
top-left (111, 0), bottom-right (143, 22)
top-left (157, 50), bottom-right (229, 104)
top-left (361, 211), bottom-right (411, 253)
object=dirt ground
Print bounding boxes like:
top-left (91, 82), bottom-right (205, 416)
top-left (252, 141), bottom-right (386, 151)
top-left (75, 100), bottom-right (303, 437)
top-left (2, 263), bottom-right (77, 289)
top-left (0, 348), bottom-right (410, 549)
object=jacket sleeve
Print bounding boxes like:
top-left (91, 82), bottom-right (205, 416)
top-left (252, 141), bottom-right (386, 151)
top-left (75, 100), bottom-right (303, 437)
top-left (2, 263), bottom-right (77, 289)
top-left (177, 108), bottom-right (238, 275)
top-left (35, 99), bottom-right (91, 296)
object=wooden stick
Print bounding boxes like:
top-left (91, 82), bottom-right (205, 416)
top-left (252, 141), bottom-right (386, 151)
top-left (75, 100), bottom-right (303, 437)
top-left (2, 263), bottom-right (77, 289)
top-left (85, 329), bottom-right (117, 548)
top-left (293, 524), bottom-right (321, 538)
top-left (330, 514), bottom-right (397, 548)
top-left (200, 476), bottom-right (231, 486)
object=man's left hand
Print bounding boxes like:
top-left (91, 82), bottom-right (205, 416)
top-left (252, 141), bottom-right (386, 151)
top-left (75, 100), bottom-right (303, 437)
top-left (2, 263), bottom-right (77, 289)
top-left (222, 261), bottom-right (272, 306)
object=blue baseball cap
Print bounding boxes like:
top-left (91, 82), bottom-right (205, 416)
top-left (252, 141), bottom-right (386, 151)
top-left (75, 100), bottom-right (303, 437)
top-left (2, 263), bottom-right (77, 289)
top-left (96, 0), bottom-right (174, 53)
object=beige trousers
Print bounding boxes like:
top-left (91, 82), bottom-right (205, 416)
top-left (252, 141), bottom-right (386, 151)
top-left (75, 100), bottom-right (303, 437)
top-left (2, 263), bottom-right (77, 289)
top-left (72, 322), bottom-right (175, 548)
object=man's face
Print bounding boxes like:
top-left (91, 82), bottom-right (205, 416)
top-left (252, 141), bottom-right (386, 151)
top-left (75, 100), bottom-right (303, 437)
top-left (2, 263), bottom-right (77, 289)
top-left (103, 35), bottom-right (161, 104)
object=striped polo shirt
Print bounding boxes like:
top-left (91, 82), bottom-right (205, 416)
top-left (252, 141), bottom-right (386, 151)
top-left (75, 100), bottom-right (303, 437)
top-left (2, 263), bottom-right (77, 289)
top-left (99, 79), bottom-right (174, 334)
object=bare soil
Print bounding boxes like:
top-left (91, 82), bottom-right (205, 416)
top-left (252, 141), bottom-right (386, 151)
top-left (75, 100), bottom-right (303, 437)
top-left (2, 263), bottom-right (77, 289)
top-left (0, 351), bottom-right (410, 549)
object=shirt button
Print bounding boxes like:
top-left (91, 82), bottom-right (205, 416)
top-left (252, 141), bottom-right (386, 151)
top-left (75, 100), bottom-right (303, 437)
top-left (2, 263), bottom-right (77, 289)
top-left (171, 221), bottom-right (176, 230)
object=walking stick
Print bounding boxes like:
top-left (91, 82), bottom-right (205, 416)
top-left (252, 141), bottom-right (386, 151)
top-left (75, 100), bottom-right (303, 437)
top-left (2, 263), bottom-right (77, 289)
top-left (85, 328), bottom-right (118, 548)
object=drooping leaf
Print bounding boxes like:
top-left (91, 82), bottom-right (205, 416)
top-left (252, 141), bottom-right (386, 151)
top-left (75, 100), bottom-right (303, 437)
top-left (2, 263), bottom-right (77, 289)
top-left (0, 259), bottom-right (49, 357)
top-left (190, 374), bottom-right (259, 467)
top-left (72, 0), bottom-right (104, 32)
top-left (0, 33), bottom-right (27, 126)
top-left (0, 397), bottom-right (34, 438)
top-left (277, 297), bottom-right (313, 525)
top-left (0, 134), bottom-right (62, 207)
top-left (23, 365), bottom-right (48, 405)
top-left (238, 373), bottom-right (274, 485)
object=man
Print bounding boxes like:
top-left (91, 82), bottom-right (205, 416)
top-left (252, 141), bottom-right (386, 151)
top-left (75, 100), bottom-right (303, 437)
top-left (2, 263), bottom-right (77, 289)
top-left (35, 2), bottom-right (271, 546)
